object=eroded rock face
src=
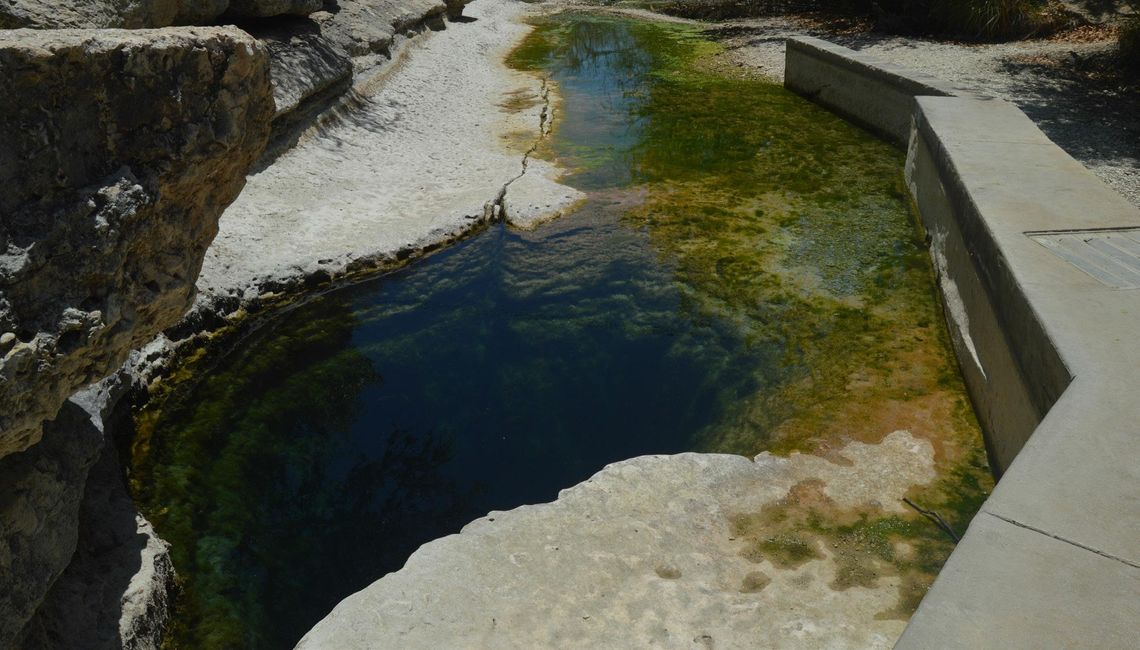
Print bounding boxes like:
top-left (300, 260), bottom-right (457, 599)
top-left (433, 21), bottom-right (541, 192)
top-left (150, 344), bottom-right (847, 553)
top-left (0, 0), bottom-right (181, 29)
top-left (243, 17), bottom-right (353, 119)
top-left (18, 432), bottom-right (176, 650)
top-left (0, 401), bottom-right (104, 648)
top-left (173, 0), bottom-right (231, 25)
top-left (228, 0), bottom-right (325, 18)
top-left (0, 27), bottom-right (274, 457)
top-left (313, 0), bottom-right (450, 57)
top-left (0, 0), bottom-right (323, 29)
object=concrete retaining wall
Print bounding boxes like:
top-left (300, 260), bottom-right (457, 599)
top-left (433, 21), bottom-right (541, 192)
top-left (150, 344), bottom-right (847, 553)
top-left (784, 36), bottom-right (968, 147)
top-left (784, 36), bottom-right (1140, 648)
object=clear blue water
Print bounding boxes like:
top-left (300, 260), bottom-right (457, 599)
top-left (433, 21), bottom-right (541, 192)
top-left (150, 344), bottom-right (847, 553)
top-left (129, 14), bottom-right (984, 650)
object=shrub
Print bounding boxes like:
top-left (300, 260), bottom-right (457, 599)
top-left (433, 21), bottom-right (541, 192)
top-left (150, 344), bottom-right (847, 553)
top-left (930, 0), bottom-right (1070, 40)
top-left (656, 0), bottom-right (836, 21)
top-left (656, 0), bottom-right (1066, 41)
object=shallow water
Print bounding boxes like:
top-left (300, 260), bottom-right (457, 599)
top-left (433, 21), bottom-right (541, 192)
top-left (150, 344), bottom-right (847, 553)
top-left (132, 14), bottom-right (991, 649)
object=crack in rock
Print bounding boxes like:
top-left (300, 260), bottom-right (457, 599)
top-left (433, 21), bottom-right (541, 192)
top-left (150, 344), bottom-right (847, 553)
top-left (489, 76), bottom-right (552, 222)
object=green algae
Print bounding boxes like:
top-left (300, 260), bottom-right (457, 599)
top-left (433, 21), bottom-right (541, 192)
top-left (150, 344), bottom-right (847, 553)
top-left (510, 12), bottom-right (994, 618)
top-left (133, 304), bottom-right (390, 649)
top-left (130, 12), bottom-right (996, 647)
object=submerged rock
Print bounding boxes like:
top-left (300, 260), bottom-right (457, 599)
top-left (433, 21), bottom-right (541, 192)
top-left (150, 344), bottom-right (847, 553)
top-left (0, 26), bottom-right (273, 457)
top-left (299, 431), bottom-right (937, 649)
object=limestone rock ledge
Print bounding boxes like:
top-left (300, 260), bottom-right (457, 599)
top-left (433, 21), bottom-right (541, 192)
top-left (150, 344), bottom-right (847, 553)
top-left (0, 0), bottom-right (323, 29)
top-left (299, 432), bottom-right (936, 649)
top-left (0, 27), bottom-right (274, 457)
top-left (256, 0), bottom-right (478, 124)
top-left (17, 426), bottom-right (176, 650)
top-left (0, 401), bottom-right (104, 647)
top-left (0, 0), bottom-right (478, 143)
top-left (0, 29), bottom-right (271, 647)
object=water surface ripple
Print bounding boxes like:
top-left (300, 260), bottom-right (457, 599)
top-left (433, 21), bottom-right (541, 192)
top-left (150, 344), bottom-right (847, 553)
top-left (132, 14), bottom-right (990, 649)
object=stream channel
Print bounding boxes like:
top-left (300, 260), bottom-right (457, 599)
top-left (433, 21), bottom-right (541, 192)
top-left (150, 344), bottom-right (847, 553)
top-left (128, 13), bottom-right (993, 649)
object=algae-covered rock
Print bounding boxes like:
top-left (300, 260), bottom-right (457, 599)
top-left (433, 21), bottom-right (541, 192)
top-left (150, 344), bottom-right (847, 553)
top-left (0, 27), bottom-right (274, 457)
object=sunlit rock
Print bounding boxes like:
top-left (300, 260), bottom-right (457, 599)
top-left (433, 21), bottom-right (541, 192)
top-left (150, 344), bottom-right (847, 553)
top-left (0, 27), bottom-right (274, 457)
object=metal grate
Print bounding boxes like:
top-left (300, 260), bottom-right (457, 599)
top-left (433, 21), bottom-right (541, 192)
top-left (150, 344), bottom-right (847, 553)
top-left (1029, 228), bottom-right (1140, 289)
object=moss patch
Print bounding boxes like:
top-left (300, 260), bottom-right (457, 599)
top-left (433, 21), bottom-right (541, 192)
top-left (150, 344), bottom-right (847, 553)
top-left (132, 12), bottom-right (994, 647)
top-left (512, 11), bottom-right (993, 619)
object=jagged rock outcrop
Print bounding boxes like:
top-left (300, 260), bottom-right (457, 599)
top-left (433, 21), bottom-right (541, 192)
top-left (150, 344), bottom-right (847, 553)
top-left (313, 0), bottom-right (451, 58)
top-left (0, 0), bottom-right (477, 133)
top-left (0, 27), bottom-right (274, 457)
top-left (15, 373), bottom-right (175, 650)
top-left (0, 0), bottom-right (182, 29)
top-left (18, 430), bottom-right (176, 650)
top-left (0, 401), bottom-right (104, 648)
top-left (244, 17), bottom-right (354, 120)
top-left (229, 0), bottom-right (324, 18)
top-left (256, 0), bottom-right (478, 122)
top-left (0, 0), bottom-right (322, 29)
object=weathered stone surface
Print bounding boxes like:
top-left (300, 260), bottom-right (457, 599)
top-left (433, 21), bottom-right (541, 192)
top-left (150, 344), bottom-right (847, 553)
top-left (14, 372), bottom-right (175, 650)
top-left (228, 0), bottom-right (324, 18)
top-left (244, 18), bottom-right (353, 119)
top-left (299, 431), bottom-right (936, 649)
top-left (313, 0), bottom-right (450, 58)
top-left (502, 159), bottom-right (585, 230)
top-left (0, 0), bottom-right (325, 28)
top-left (0, 27), bottom-right (274, 457)
top-left (172, 0), bottom-right (231, 25)
top-left (195, 0), bottom-right (576, 306)
top-left (18, 434), bottom-right (176, 650)
top-left (0, 0), bottom-right (181, 30)
top-left (0, 401), bottom-right (104, 648)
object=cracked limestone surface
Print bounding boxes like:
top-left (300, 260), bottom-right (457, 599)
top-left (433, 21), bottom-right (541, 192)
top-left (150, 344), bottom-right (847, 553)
top-left (299, 431), bottom-right (935, 649)
top-left (196, 0), bottom-right (584, 305)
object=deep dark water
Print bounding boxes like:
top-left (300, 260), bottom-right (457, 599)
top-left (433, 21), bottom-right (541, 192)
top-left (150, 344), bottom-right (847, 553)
top-left (136, 207), bottom-right (781, 647)
top-left (131, 13), bottom-right (990, 649)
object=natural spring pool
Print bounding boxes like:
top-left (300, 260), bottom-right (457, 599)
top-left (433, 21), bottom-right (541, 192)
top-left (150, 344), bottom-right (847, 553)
top-left (129, 13), bottom-right (992, 649)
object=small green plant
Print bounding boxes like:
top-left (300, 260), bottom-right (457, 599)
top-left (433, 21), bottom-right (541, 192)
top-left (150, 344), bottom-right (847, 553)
top-left (934, 0), bottom-right (1068, 39)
